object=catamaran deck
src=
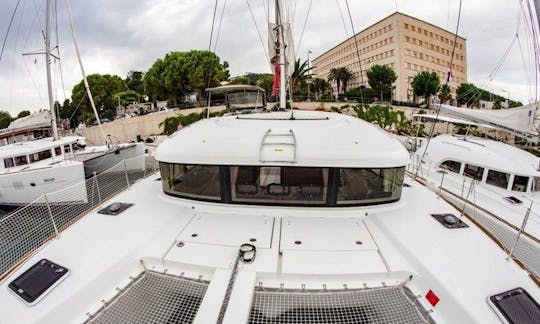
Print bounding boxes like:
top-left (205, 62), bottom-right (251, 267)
top-left (0, 172), bottom-right (536, 323)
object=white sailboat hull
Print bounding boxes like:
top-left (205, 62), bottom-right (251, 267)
top-left (73, 142), bottom-right (145, 176)
top-left (0, 161), bottom-right (87, 208)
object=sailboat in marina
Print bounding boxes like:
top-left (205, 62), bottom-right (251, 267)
top-left (0, 0), bottom-right (144, 209)
top-left (0, 1), bottom-right (538, 323)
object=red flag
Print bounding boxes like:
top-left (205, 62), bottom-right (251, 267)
top-left (272, 62), bottom-right (280, 95)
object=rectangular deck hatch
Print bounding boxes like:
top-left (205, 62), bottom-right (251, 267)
top-left (489, 287), bottom-right (540, 324)
top-left (8, 259), bottom-right (69, 305)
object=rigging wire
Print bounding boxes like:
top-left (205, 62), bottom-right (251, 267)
top-left (212, 0), bottom-right (227, 52)
top-left (208, 0), bottom-right (219, 51)
top-left (0, 0), bottom-right (22, 63)
top-left (335, 0), bottom-right (349, 37)
top-left (295, 0), bottom-right (312, 54)
top-left (417, 0), bottom-right (463, 174)
top-left (53, 0), bottom-right (67, 102)
top-left (246, 0), bottom-right (270, 64)
top-left (344, 0), bottom-right (364, 103)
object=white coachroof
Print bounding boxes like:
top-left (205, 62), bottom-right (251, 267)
top-left (156, 111), bottom-right (409, 168)
top-left (0, 136), bottom-right (81, 159)
top-left (419, 134), bottom-right (540, 176)
top-left (206, 85), bottom-right (265, 93)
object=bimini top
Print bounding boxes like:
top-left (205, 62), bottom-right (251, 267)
top-left (418, 134), bottom-right (540, 176)
top-left (155, 111), bottom-right (409, 168)
top-left (206, 84), bottom-right (265, 93)
top-left (0, 136), bottom-right (82, 160)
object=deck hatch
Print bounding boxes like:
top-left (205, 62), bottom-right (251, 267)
top-left (249, 285), bottom-right (430, 324)
top-left (504, 196), bottom-right (523, 205)
top-left (489, 287), bottom-right (540, 324)
top-left (87, 271), bottom-right (208, 323)
top-left (430, 213), bottom-right (468, 229)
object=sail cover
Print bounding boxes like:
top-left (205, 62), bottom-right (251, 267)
top-left (437, 103), bottom-right (540, 138)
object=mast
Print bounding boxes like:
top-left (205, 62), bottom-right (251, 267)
top-left (45, 0), bottom-right (59, 140)
top-left (66, 0), bottom-right (106, 141)
top-left (276, 0), bottom-right (287, 110)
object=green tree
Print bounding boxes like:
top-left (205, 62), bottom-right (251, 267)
top-left (71, 74), bottom-right (126, 121)
top-left (145, 50), bottom-right (229, 107)
top-left (366, 64), bottom-right (397, 101)
top-left (456, 83), bottom-right (480, 107)
top-left (354, 104), bottom-right (396, 129)
top-left (291, 59), bottom-right (314, 95)
top-left (256, 74), bottom-right (274, 94)
top-left (327, 68), bottom-right (342, 96)
top-left (16, 110), bottom-right (31, 119)
top-left (312, 78), bottom-right (331, 100)
top-left (412, 71), bottom-right (440, 106)
top-left (438, 84), bottom-right (452, 104)
top-left (338, 67), bottom-right (354, 93)
top-left (125, 71), bottom-right (144, 94)
top-left (0, 110), bottom-right (12, 129)
top-left (113, 90), bottom-right (141, 106)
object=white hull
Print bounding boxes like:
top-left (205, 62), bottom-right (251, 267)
top-left (0, 161), bottom-right (87, 207)
top-left (74, 142), bottom-right (145, 176)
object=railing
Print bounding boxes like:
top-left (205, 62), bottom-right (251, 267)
top-left (407, 154), bottom-right (540, 279)
top-left (0, 155), bottom-right (158, 278)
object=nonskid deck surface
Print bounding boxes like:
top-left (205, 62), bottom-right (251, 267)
top-left (0, 174), bottom-right (538, 323)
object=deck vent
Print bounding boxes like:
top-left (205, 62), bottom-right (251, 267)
top-left (489, 287), bottom-right (540, 324)
top-left (249, 285), bottom-right (431, 324)
top-left (87, 271), bottom-right (208, 323)
top-left (403, 183), bottom-right (412, 187)
top-left (431, 214), bottom-right (468, 229)
top-left (504, 196), bottom-right (523, 205)
top-left (98, 203), bottom-right (133, 216)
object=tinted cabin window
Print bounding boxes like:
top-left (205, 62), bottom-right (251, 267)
top-left (463, 164), bottom-right (484, 181)
top-left (160, 163), bottom-right (221, 200)
top-left (3, 158), bottom-right (14, 168)
top-left (486, 170), bottom-right (510, 189)
top-left (534, 177), bottom-right (540, 192)
top-left (30, 149), bottom-right (52, 163)
top-left (512, 175), bottom-right (529, 192)
top-left (64, 145), bottom-right (71, 153)
top-left (230, 166), bottom-right (328, 205)
top-left (54, 147), bottom-right (62, 156)
top-left (440, 160), bottom-right (461, 173)
top-left (337, 167), bottom-right (404, 205)
top-left (15, 155), bottom-right (28, 166)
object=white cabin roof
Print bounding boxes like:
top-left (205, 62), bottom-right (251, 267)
top-left (155, 111), bottom-right (409, 168)
top-left (418, 134), bottom-right (540, 176)
top-left (0, 136), bottom-right (81, 159)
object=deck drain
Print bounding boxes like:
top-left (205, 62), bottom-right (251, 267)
top-left (191, 233), bottom-right (198, 237)
top-left (176, 241), bottom-right (185, 248)
top-left (250, 238), bottom-right (257, 242)
top-left (355, 241), bottom-right (363, 245)
top-left (294, 240), bottom-right (302, 245)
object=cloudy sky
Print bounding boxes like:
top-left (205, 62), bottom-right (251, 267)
top-left (0, 0), bottom-right (537, 115)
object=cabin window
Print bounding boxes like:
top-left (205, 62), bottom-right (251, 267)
top-left (15, 155), bottom-right (28, 166)
top-left (533, 177), bottom-right (540, 192)
top-left (486, 170), bottom-right (510, 189)
top-left (440, 160), bottom-right (461, 173)
top-left (337, 167), bottom-right (404, 205)
top-left (54, 147), bottom-right (62, 156)
top-left (64, 145), bottom-right (71, 153)
top-left (512, 175), bottom-right (529, 192)
top-left (230, 166), bottom-right (328, 205)
top-left (29, 149), bottom-right (53, 163)
top-left (160, 163), bottom-right (221, 200)
top-left (463, 164), bottom-right (484, 181)
top-left (3, 158), bottom-right (14, 168)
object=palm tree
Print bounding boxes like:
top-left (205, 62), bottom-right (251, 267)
top-left (328, 68), bottom-right (342, 96)
top-left (291, 59), bottom-right (314, 95)
top-left (312, 78), bottom-right (331, 100)
top-left (339, 67), bottom-right (354, 93)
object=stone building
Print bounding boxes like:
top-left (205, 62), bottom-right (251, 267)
top-left (312, 12), bottom-right (467, 101)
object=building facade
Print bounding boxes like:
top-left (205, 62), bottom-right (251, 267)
top-left (312, 12), bottom-right (467, 102)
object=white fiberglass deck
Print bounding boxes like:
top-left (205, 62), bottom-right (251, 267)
top-left (0, 172), bottom-right (537, 323)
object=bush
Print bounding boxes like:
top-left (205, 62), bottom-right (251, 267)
top-left (160, 109), bottom-right (225, 135)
